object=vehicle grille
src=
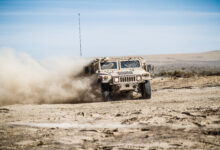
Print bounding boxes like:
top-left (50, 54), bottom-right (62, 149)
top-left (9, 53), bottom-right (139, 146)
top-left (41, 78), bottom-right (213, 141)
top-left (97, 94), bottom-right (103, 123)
top-left (119, 76), bottom-right (136, 82)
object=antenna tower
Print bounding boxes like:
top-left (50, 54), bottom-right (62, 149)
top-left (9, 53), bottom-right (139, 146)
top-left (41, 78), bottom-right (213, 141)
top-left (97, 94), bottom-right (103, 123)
top-left (78, 13), bottom-right (82, 57)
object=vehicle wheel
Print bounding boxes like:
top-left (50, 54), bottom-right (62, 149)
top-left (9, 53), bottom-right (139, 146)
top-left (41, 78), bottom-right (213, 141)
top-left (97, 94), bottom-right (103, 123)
top-left (142, 80), bottom-right (151, 99)
top-left (101, 83), bottom-right (111, 101)
top-left (102, 91), bottom-right (110, 101)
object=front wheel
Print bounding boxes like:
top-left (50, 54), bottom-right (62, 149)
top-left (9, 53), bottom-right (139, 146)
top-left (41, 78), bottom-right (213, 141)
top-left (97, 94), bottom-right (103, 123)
top-left (101, 83), bottom-right (111, 101)
top-left (102, 91), bottom-right (110, 101)
top-left (142, 80), bottom-right (152, 99)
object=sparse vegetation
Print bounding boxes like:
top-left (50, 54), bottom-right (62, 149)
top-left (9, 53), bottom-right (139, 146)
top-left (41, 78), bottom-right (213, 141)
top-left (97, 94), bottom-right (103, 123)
top-left (155, 70), bottom-right (220, 78)
top-left (147, 60), bottom-right (220, 78)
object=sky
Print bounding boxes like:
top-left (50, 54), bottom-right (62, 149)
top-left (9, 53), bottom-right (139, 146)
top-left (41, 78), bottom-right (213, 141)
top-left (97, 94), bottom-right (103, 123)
top-left (0, 0), bottom-right (220, 59)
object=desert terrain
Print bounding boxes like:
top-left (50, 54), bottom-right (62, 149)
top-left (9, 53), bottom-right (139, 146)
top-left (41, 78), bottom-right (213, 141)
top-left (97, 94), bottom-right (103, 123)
top-left (0, 51), bottom-right (220, 150)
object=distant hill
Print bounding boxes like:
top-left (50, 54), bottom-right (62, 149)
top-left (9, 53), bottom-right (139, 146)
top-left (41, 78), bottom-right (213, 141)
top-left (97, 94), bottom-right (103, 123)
top-left (142, 50), bottom-right (220, 62)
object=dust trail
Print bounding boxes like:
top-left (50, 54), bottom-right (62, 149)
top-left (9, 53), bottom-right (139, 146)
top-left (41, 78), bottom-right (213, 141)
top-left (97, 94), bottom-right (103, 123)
top-left (0, 48), bottom-right (99, 106)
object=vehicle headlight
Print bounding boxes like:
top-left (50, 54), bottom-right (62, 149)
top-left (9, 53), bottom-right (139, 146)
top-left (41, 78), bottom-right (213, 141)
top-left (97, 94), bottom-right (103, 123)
top-left (136, 76), bottom-right (141, 81)
top-left (114, 77), bottom-right (119, 83)
top-left (143, 73), bottom-right (150, 77)
top-left (103, 76), bottom-right (108, 80)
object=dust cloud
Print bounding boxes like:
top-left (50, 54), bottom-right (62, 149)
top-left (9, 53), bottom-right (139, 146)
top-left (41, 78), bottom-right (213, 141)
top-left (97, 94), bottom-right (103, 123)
top-left (0, 48), bottom-right (98, 106)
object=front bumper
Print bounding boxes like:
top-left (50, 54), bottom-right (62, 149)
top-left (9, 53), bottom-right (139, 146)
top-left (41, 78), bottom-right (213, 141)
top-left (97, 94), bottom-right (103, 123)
top-left (111, 82), bottom-right (142, 92)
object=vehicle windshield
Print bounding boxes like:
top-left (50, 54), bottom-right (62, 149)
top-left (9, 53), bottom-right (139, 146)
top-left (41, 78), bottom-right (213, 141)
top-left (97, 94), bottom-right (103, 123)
top-left (100, 61), bottom-right (117, 70)
top-left (120, 60), bottom-right (140, 68)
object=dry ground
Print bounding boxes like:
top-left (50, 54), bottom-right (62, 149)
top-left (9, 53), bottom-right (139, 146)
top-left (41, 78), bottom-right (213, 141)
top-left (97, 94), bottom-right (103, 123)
top-left (1, 76), bottom-right (220, 150)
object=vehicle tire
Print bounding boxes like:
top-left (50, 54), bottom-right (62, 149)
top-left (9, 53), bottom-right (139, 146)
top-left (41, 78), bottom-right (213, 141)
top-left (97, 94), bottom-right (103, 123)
top-left (102, 91), bottom-right (110, 101)
top-left (101, 83), bottom-right (111, 101)
top-left (142, 80), bottom-right (151, 99)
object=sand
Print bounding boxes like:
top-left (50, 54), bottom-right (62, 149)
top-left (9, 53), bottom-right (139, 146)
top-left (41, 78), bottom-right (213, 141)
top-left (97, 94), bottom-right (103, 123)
top-left (0, 51), bottom-right (220, 150)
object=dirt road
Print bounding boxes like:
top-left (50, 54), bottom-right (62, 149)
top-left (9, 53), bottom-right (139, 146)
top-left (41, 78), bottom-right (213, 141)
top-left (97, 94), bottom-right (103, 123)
top-left (1, 76), bottom-right (220, 150)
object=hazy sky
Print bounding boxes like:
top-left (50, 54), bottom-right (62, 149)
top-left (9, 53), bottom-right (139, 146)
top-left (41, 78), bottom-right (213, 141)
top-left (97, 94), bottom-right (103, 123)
top-left (0, 0), bottom-right (220, 59)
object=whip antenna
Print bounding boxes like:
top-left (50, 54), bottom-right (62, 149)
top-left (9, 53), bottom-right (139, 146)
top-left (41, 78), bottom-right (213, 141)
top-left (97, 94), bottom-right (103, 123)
top-left (78, 13), bottom-right (82, 57)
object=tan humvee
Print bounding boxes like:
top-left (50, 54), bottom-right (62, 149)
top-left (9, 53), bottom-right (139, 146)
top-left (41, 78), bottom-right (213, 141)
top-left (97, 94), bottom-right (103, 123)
top-left (84, 56), bottom-right (152, 101)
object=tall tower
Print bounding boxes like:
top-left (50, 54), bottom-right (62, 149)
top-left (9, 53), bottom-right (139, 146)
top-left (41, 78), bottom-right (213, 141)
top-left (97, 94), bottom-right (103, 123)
top-left (78, 13), bottom-right (82, 57)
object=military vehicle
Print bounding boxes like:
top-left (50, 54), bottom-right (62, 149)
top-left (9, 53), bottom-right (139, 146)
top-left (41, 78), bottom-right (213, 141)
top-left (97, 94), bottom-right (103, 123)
top-left (84, 57), bottom-right (152, 101)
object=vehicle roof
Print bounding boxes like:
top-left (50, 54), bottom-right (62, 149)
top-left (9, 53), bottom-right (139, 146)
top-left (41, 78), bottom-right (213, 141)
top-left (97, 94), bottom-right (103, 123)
top-left (96, 56), bottom-right (144, 62)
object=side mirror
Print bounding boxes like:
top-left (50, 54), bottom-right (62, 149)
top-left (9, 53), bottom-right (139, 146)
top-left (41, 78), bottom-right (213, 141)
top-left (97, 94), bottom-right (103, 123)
top-left (147, 64), bottom-right (154, 72)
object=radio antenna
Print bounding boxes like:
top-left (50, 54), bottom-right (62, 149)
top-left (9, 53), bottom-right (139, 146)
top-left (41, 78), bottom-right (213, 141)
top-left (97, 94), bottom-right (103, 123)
top-left (78, 13), bottom-right (82, 57)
